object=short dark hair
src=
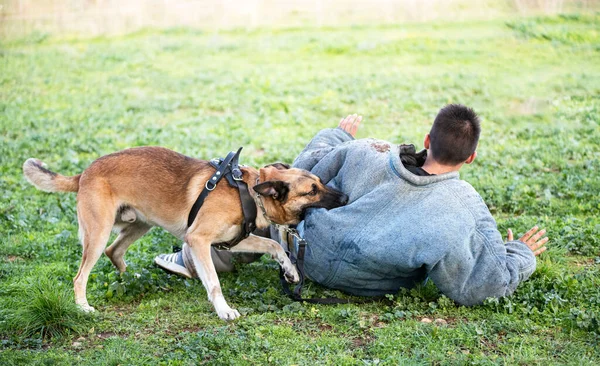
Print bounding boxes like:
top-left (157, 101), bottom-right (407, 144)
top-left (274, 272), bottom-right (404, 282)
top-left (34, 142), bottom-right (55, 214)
top-left (429, 104), bottom-right (481, 165)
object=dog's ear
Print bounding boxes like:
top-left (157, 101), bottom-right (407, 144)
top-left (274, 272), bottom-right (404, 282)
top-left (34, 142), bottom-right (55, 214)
top-left (259, 166), bottom-right (281, 183)
top-left (253, 181), bottom-right (289, 202)
top-left (264, 162), bottom-right (290, 170)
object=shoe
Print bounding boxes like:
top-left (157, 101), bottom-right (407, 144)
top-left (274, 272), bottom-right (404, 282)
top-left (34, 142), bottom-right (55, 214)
top-left (154, 251), bottom-right (193, 278)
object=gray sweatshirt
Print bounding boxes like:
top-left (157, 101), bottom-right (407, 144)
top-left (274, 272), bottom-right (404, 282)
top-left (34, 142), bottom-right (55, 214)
top-left (293, 128), bottom-right (536, 305)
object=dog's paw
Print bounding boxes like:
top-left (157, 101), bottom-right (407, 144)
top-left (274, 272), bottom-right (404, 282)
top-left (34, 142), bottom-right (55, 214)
top-left (217, 307), bottom-right (241, 321)
top-left (278, 256), bottom-right (300, 283)
top-left (284, 266), bottom-right (300, 284)
top-left (78, 304), bottom-right (96, 313)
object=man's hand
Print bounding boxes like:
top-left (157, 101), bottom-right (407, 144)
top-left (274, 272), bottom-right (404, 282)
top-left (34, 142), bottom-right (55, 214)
top-left (507, 226), bottom-right (548, 256)
top-left (338, 114), bottom-right (362, 137)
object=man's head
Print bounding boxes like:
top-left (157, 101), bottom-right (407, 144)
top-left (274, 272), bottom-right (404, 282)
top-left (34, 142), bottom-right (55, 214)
top-left (424, 104), bottom-right (480, 167)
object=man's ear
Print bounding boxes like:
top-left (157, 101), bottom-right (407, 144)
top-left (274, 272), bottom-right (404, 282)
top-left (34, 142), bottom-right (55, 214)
top-left (423, 134), bottom-right (431, 149)
top-left (253, 181), bottom-right (290, 202)
top-left (264, 162), bottom-right (291, 170)
top-left (465, 151), bottom-right (477, 164)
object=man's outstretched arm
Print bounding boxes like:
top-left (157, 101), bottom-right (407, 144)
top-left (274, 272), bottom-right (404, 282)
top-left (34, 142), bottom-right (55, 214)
top-left (293, 114), bottom-right (362, 172)
top-left (428, 213), bottom-right (549, 306)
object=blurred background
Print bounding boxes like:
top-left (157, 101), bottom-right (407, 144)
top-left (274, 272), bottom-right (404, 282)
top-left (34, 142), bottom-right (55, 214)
top-left (1, 0), bottom-right (597, 37)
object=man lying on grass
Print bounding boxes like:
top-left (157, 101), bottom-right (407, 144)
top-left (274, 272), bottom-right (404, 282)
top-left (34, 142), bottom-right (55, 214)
top-left (156, 104), bottom-right (548, 306)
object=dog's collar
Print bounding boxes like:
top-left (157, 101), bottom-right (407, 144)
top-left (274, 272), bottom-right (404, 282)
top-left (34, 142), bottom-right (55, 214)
top-left (254, 178), bottom-right (273, 225)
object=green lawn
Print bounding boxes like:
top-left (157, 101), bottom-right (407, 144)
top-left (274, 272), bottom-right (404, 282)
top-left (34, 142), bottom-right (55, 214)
top-left (1, 14), bottom-right (599, 365)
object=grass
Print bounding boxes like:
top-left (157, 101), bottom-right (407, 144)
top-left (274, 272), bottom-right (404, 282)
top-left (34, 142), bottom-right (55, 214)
top-left (3, 277), bottom-right (92, 340)
top-left (1, 13), bottom-right (599, 365)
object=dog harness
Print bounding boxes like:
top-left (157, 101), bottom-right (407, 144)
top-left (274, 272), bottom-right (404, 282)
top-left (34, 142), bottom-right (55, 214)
top-left (187, 147), bottom-right (257, 250)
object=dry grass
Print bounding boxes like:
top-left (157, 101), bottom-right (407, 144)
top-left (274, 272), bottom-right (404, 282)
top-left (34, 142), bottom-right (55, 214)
top-left (1, 0), bottom-right (597, 38)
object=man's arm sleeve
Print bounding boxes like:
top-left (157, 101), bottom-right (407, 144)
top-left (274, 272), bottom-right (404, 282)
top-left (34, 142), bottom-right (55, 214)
top-left (293, 128), bottom-right (354, 172)
top-left (428, 213), bottom-right (536, 306)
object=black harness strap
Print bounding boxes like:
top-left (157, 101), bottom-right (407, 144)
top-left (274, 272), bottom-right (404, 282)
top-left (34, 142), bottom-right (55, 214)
top-left (187, 148), bottom-right (256, 249)
top-left (234, 181), bottom-right (257, 237)
top-left (219, 151), bottom-right (256, 240)
top-left (187, 149), bottom-right (239, 228)
top-left (278, 231), bottom-right (383, 305)
top-left (279, 238), bottom-right (353, 304)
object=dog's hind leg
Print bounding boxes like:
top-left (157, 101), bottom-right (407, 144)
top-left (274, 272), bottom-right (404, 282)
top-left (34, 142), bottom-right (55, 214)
top-left (73, 190), bottom-right (117, 312)
top-left (229, 234), bottom-right (300, 283)
top-left (104, 223), bottom-right (152, 273)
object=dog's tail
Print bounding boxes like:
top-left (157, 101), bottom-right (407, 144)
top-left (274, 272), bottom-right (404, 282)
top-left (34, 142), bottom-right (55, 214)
top-left (23, 158), bottom-right (81, 193)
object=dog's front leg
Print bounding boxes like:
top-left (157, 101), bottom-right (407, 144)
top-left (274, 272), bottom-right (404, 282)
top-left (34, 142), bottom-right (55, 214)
top-left (185, 236), bottom-right (240, 321)
top-left (229, 234), bottom-right (300, 283)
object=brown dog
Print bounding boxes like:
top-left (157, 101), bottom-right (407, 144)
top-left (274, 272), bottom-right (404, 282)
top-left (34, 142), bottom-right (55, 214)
top-left (23, 147), bottom-right (348, 320)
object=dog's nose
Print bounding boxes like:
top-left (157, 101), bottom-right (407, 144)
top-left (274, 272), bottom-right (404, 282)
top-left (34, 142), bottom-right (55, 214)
top-left (339, 194), bottom-right (349, 206)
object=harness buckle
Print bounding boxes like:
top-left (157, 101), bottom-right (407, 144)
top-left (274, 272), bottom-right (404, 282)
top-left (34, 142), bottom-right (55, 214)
top-left (232, 169), bottom-right (243, 181)
top-left (213, 244), bottom-right (232, 251)
top-left (285, 227), bottom-right (304, 243)
top-left (205, 180), bottom-right (217, 191)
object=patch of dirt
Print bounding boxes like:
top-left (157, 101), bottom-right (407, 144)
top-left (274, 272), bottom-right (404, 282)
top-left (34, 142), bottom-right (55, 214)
top-left (362, 314), bottom-right (385, 328)
top-left (96, 332), bottom-right (117, 339)
top-left (437, 317), bottom-right (464, 325)
top-left (318, 323), bottom-right (333, 332)
top-left (477, 330), bottom-right (507, 355)
top-left (352, 335), bottom-right (374, 348)
top-left (573, 258), bottom-right (595, 267)
top-left (371, 142), bottom-right (390, 153)
top-left (419, 316), bottom-right (464, 326)
top-left (273, 319), bottom-right (295, 327)
top-left (174, 326), bottom-right (202, 334)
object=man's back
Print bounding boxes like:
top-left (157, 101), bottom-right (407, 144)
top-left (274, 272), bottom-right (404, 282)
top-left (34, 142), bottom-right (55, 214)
top-left (294, 128), bottom-right (537, 305)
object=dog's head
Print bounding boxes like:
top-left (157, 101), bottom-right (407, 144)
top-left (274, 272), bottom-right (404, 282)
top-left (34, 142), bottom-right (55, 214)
top-left (253, 163), bottom-right (348, 225)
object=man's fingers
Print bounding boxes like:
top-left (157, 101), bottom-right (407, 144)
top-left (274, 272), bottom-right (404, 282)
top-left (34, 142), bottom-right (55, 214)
top-left (339, 115), bottom-right (356, 129)
top-left (530, 236), bottom-right (549, 250)
top-left (507, 229), bottom-right (513, 242)
top-left (351, 116), bottom-right (362, 136)
top-left (338, 114), bottom-right (361, 137)
top-left (533, 246), bottom-right (547, 256)
top-left (521, 226), bottom-right (539, 241)
top-left (344, 115), bottom-right (353, 126)
top-left (539, 236), bottom-right (549, 245)
top-left (529, 229), bottom-right (546, 243)
top-left (339, 116), bottom-right (349, 130)
top-left (519, 226), bottom-right (539, 242)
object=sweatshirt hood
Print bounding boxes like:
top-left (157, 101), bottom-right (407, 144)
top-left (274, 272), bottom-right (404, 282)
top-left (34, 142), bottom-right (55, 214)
top-left (388, 145), bottom-right (459, 185)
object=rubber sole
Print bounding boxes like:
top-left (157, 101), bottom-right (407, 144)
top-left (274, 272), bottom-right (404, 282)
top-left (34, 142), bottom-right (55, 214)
top-left (154, 256), bottom-right (193, 279)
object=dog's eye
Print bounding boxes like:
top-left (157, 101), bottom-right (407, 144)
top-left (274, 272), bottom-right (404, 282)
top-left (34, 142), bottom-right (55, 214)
top-left (308, 184), bottom-right (318, 196)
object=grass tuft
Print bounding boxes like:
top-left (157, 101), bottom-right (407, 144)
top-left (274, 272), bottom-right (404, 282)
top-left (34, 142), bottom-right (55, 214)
top-left (8, 278), bottom-right (91, 340)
